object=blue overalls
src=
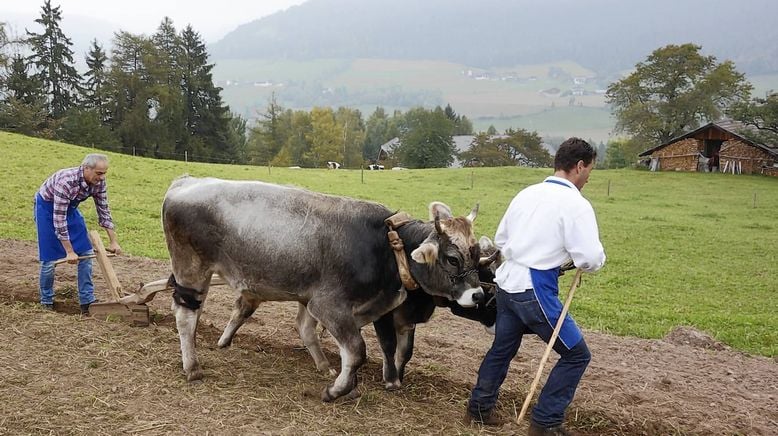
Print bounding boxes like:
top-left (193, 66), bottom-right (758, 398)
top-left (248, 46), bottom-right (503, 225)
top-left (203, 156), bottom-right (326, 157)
top-left (34, 193), bottom-right (95, 306)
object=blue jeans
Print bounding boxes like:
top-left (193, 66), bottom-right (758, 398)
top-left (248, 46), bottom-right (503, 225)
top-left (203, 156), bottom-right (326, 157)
top-left (468, 287), bottom-right (591, 427)
top-left (39, 250), bottom-right (96, 306)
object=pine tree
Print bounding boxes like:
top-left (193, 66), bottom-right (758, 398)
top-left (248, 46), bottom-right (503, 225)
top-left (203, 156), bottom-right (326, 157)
top-left (83, 39), bottom-right (109, 122)
top-left (5, 55), bottom-right (43, 104)
top-left (25, 0), bottom-right (82, 118)
top-left (0, 22), bottom-right (10, 74)
top-left (0, 55), bottom-right (49, 135)
top-left (106, 31), bottom-right (156, 155)
top-left (150, 17), bottom-right (185, 157)
top-left (179, 25), bottom-right (232, 161)
top-left (247, 93), bottom-right (286, 165)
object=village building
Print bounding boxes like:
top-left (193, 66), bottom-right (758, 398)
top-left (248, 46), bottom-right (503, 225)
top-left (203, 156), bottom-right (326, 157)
top-left (639, 120), bottom-right (778, 177)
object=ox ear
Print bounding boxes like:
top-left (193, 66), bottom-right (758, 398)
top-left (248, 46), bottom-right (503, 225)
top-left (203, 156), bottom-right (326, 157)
top-left (411, 241), bottom-right (439, 265)
top-left (429, 201), bottom-right (453, 221)
top-left (466, 203), bottom-right (479, 222)
top-left (478, 235), bottom-right (494, 251)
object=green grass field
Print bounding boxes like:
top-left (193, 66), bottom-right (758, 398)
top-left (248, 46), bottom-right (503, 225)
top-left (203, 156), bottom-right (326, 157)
top-left (2, 131), bottom-right (776, 356)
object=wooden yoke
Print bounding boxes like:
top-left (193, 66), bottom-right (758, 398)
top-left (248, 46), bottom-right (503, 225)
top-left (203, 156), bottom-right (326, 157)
top-left (88, 230), bottom-right (123, 302)
top-left (385, 212), bottom-right (419, 291)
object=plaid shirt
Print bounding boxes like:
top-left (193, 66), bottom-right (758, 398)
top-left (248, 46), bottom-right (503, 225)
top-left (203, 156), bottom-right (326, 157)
top-left (38, 166), bottom-right (115, 241)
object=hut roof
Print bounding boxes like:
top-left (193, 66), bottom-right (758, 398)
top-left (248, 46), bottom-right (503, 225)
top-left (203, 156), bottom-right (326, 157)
top-left (639, 120), bottom-right (778, 157)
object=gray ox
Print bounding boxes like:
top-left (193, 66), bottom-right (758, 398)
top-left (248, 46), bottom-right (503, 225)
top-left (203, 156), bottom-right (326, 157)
top-left (162, 176), bottom-right (485, 401)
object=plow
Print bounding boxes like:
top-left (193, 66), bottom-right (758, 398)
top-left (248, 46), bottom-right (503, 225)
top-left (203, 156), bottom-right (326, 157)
top-left (55, 230), bottom-right (228, 326)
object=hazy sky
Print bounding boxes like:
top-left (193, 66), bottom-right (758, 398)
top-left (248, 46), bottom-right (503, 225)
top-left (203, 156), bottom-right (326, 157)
top-left (1, 0), bottom-right (308, 42)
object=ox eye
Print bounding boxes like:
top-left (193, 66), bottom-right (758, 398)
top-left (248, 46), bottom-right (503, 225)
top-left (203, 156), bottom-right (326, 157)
top-left (445, 256), bottom-right (460, 267)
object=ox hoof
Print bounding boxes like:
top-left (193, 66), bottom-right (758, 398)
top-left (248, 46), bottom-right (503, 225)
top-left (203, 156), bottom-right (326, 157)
top-left (341, 388), bottom-right (361, 401)
top-left (321, 386), bottom-right (361, 402)
top-left (384, 380), bottom-right (402, 391)
top-left (314, 363), bottom-right (335, 376)
top-left (186, 367), bottom-right (204, 383)
top-left (321, 386), bottom-right (336, 402)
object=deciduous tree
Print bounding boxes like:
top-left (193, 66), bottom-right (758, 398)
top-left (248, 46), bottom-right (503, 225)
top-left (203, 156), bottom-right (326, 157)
top-left (729, 92), bottom-right (778, 145)
top-left (396, 106), bottom-right (455, 168)
top-left (458, 132), bottom-right (513, 166)
top-left (504, 128), bottom-right (552, 167)
top-left (606, 43), bottom-right (752, 145)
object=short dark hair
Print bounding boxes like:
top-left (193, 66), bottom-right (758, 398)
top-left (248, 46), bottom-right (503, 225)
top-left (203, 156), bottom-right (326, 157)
top-left (554, 138), bottom-right (596, 171)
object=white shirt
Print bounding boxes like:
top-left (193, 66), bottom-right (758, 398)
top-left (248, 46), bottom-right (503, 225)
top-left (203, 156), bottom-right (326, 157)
top-left (494, 176), bottom-right (606, 293)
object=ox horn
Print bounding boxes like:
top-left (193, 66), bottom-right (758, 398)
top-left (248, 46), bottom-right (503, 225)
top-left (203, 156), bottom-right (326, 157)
top-left (479, 249), bottom-right (500, 266)
top-left (434, 215), bottom-right (445, 234)
top-left (466, 203), bottom-right (479, 222)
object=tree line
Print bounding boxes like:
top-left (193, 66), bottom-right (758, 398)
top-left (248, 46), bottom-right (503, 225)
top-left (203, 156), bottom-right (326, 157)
top-left (0, 1), bottom-right (242, 163)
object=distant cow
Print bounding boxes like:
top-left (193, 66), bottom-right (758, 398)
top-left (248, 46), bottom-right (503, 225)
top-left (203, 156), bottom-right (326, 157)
top-left (326, 161), bottom-right (341, 169)
top-left (162, 176), bottom-right (485, 401)
top-left (367, 164), bottom-right (385, 170)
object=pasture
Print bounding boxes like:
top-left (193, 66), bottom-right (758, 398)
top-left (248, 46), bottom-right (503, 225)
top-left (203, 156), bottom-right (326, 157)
top-left (2, 132), bottom-right (775, 356)
top-left (0, 132), bottom-right (777, 434)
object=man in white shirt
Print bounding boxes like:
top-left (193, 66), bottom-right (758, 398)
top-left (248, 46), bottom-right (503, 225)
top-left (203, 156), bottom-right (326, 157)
top-left (465, 138), bottom-right (606, 435)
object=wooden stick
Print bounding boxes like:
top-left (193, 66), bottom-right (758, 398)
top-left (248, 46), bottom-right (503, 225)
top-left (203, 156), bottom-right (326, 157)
top-left (88, 230), bottom-right (123, 302)
top-left (516, 269), bottom-right (584, 424)
top-left (54, 253), bottom-right (115, 265)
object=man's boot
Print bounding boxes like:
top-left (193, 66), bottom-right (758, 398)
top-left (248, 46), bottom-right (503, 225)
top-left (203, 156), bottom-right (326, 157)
top-left (528, 420), bottom-right (572, 436)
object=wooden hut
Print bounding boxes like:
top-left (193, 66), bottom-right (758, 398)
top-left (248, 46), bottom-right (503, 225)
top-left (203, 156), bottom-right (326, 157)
top-left (639, 121), bottom-right (778, 176)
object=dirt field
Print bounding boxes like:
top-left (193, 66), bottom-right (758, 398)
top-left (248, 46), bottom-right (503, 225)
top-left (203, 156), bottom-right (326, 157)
top-left (0, 238), bottom-right (776, 435)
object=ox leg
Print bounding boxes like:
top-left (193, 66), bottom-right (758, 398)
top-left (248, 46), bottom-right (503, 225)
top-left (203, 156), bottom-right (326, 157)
top-left (374, 314), bottom-right (401, 390)
top-left (170, 274), bottom-right (211, 382)
top-left (307, 298), bottom-right (366, 402)
top-left (295, 303), bottom-right (336, 376)
top-left (395, 324), bottom-right (416, 384)
top-left (375, 314), bottom-right (416, 390)
top-left (218, 291), bottom-right (260, 348)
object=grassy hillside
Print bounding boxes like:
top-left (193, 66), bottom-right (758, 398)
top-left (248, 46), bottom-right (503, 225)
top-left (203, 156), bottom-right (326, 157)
top-left (2, 132), bottom-right (776, 356)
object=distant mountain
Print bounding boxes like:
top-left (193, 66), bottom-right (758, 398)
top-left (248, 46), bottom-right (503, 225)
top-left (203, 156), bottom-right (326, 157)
top-left (210, 0), bottom-right (778, 75)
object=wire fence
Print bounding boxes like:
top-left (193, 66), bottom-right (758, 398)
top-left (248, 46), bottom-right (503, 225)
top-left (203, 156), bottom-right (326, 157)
top-left (83, 142), bottom-right (264, 166)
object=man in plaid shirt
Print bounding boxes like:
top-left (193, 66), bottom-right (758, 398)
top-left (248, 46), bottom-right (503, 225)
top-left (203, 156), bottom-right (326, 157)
top-left (34, 153), bottom-right (122, 314)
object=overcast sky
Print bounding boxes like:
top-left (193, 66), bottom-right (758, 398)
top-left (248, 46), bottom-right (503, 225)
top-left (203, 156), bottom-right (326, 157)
top-left (1, 0), bottom-right (308, 42)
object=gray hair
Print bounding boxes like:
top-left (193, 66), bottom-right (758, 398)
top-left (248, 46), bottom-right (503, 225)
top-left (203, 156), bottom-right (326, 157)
top-left (82, 153), bottom-right (109, 168)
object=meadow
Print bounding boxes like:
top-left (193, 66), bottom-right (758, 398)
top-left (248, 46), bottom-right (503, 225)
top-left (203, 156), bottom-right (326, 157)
top-left (1, 131), bottom-right (776, 356)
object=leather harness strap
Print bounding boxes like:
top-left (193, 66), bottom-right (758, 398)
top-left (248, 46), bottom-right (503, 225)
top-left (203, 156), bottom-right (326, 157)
top-left (385, 212), bottom-right (419, 290)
